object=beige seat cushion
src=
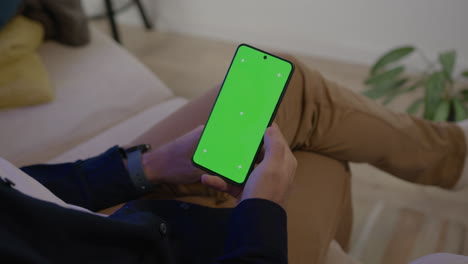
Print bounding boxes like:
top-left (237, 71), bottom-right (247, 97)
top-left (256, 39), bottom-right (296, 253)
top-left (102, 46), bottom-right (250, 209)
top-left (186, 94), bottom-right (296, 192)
top-left (0, 27), bottom-right (174, 166)
top-left (49, 97), bottom-right (187, 163)
top-left (409, 253), bottom-right (468, 264)
top-left (325, 241), bottom-right (362, 264)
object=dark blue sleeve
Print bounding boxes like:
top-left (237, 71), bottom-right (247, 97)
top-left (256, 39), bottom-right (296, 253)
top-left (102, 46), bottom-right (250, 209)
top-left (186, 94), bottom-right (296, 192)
top-left (20, 146), bottom-right (139, 212)
top-left (217, 199), bottom-right (288, 264)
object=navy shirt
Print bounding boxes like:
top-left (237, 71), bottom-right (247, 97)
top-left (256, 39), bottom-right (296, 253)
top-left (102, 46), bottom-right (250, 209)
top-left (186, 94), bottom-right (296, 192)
top-left (0, 146), bottom-right (288, 263)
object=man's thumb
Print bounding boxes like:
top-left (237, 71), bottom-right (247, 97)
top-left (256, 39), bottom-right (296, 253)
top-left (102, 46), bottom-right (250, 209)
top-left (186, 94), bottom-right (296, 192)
top-left (263, 124), bottom-right (279, 157)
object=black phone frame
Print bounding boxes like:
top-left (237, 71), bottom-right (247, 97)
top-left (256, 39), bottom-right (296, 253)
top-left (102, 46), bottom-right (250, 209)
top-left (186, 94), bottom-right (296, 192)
top-left (191, 43), bottom-right (295, 186)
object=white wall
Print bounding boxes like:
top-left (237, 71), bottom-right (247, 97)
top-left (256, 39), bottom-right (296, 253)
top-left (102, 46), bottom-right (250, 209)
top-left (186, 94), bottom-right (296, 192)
top-left (152, 0), bottom-right (468, 73)
top-left (82, 0), bottom-right (104, 17)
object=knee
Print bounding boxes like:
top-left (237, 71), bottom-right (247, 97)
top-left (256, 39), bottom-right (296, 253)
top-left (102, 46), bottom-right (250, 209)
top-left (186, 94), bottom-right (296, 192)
top-left (275, 52), bottom-right (302, 71)
top-left (272, 52), bottom-right (306, 72)
top-left (274, 52), bottom-right (327, 94)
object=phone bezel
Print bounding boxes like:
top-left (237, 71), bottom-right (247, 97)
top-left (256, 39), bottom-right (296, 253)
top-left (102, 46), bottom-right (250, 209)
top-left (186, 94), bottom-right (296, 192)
top-left (191, 43), bottom-right (295, 186)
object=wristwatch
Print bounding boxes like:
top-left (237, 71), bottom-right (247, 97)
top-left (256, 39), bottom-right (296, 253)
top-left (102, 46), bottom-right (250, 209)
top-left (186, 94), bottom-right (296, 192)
top-left (120, 144), bottom-right (153, 194)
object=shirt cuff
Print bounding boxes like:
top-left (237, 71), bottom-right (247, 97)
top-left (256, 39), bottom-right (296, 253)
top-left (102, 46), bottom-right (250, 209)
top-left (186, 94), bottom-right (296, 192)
top-left (77, 145), bottom-right (140, 210)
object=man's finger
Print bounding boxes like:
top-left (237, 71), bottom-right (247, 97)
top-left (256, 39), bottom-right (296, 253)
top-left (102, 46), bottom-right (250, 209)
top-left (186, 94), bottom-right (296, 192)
top-left (201, 174), bottom-right (229, 192)
top-left (255, 146), bottom-right (265, 163)
top-left (201, 174), bottom-right (243, 198)
top-left (263, 125), bottom-right (282, 158)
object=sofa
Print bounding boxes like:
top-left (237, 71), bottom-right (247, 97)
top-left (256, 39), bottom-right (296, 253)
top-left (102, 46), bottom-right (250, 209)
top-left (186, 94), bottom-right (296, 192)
top-left (0, 27), bottom-right (187, 166)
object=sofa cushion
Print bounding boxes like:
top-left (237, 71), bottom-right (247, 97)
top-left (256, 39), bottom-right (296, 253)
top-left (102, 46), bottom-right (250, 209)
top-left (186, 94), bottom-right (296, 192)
top-left (49, 97), bottom-right (187, 164)
top-left (0, 53), bottom-right (53, 109)
top-left (0, 16), bottom-right (44, 65)
top-left (0, 27), bottom-right (174, 166)
top-left (0, 16), bottom-right (54, 109)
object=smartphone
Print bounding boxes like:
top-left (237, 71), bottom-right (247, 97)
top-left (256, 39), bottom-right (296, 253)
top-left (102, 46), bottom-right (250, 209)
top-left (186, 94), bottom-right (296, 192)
top-left (192, 44), bottom-right (294, 185)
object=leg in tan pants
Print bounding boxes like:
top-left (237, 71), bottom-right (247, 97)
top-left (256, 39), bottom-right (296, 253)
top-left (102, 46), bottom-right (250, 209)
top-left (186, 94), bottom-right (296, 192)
top-left (275, 55), bottom-right (464, 188)
top-left (132, 55), bottom-right (466, 263)
top-left (286, 152), bottom-right (352, 264)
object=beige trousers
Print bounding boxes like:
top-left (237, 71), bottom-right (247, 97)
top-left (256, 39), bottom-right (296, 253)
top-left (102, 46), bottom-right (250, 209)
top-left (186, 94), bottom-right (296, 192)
top-left (132, 55), bottom-right (466, 264)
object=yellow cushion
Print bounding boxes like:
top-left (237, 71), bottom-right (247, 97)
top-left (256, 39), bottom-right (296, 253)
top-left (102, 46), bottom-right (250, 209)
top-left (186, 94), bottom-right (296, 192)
top-left (0, 54), bottom-right (53, 108)
top-left (0, 16), bottom-right (44, 65)
top-left (0, 16), bottom-right (53, 109)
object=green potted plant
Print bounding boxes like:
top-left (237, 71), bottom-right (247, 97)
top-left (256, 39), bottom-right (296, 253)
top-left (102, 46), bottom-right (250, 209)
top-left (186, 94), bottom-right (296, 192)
top-left (364, 46), bottom-right (468, 121)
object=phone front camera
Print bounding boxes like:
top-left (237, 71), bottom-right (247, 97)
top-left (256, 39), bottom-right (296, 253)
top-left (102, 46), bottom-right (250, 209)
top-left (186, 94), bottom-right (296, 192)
top-left (263, 55), bottom-right (267, 60)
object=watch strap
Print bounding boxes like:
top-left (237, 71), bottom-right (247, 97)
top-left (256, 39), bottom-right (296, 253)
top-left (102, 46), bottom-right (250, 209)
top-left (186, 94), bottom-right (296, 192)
top-left (126, 147), bottom-right (154, 194)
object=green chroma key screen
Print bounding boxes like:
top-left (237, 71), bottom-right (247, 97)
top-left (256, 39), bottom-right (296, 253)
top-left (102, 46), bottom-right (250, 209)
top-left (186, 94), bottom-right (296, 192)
top-left (192, 44), bottom-right (294, 184)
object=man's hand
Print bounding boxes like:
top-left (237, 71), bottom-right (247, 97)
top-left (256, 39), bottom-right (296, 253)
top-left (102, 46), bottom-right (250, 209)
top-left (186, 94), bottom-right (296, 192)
top-left (143, 126), bottom-right (205, 184)
top-left (201, 123), bottom-right (297, 208)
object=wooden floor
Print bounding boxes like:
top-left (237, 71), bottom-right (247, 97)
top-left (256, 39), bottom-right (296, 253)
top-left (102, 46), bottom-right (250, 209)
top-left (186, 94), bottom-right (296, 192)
top-left (93, 20), bottom-right (468, 263)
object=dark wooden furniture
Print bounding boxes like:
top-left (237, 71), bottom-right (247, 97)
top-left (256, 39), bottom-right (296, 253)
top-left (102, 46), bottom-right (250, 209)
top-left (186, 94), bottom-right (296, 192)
top-left (104, 0), bottom-right (153, 43)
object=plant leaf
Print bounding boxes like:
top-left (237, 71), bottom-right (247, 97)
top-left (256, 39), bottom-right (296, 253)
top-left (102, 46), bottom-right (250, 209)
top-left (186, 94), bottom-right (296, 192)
top-left (382, 88), bottom-right (402, 105)
top-left (433, 100), bottom-right (450, 121)
top-left (371, 46), bottom-right (415, 75)
top-left (364, 79), bottom-right (407, 99)
top-left (402, 79), bottom-right (425, 93)
top-left (424, 72), bottom-right (446, 120)
top-left (382, 79), bottom-right (410, 105)
top-left (452, 97), bottom-right (467, 121)
top-left (405, 85), bottom-right (418, 92)
top-left (382, 79), bottom-right (424, 105)
top-left (407, 98), bottom-right (424, 115)
top-left (439, 50), bottom-right (456, 81)
top-left (463, 71), bottom-right (468, 78)
top-left (365, 66), bottom-right (405, 85)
